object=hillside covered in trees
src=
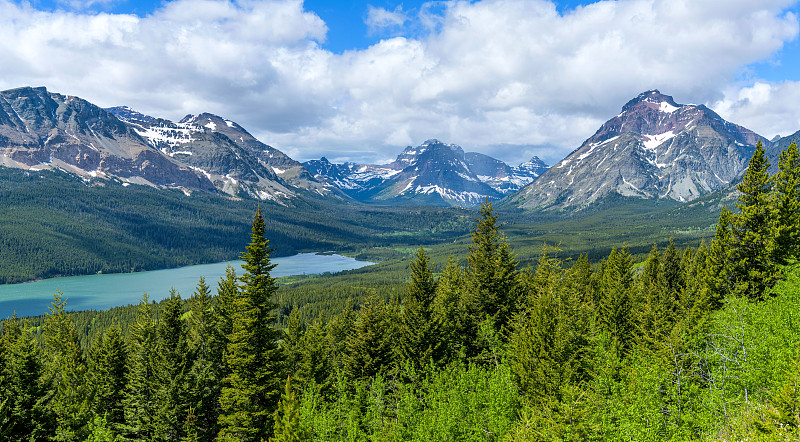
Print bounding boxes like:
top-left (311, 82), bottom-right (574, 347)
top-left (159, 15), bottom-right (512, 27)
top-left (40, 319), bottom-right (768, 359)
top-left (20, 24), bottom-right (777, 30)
top-left (1, 142), bottom-right (800, 441)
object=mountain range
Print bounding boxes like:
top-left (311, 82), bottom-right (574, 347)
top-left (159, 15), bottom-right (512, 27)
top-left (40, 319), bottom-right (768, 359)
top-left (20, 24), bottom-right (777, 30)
top-left (1, 86), bottom-right (799, 211)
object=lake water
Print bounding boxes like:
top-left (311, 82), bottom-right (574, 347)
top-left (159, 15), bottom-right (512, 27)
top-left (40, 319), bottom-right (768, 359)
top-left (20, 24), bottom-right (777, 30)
top-left (0, 253), bottom-right (372, 319)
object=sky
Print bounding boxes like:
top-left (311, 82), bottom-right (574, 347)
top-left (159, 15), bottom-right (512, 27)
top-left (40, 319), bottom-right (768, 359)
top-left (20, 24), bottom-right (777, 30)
top-left (1, 0), bottom-right (799, 166)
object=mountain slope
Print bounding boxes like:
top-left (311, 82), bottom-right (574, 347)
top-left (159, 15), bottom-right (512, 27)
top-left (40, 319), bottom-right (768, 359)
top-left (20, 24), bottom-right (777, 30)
top-left (510, 90), bottom-right (766, 210)
top-left (0, 87), bottom-right (214, 191)
top-left (107, 109), bottom-right (329, 200)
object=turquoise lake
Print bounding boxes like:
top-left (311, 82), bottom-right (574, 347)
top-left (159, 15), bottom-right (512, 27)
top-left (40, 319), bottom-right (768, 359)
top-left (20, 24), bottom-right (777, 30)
top-left (0, 253), bottom-right (372, 319)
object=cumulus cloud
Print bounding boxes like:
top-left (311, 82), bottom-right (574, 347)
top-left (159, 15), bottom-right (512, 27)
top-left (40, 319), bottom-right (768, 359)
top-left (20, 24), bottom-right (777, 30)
top-left (365, 4), bottom-right (409, 33)
top-left (712, 81), bottom-right (800, 140)
top-left (0, 0), bottom-right (798, 165)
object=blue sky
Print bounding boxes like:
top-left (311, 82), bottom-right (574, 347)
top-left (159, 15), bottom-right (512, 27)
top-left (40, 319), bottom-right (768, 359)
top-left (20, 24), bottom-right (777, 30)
top-left (2, 0), bottom-right (799, 165)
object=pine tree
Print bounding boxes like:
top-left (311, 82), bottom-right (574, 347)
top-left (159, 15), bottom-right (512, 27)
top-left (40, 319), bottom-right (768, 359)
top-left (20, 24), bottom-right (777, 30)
top-left (42, 292), bottom-right (91, 441)
top-left (704, 207), bottom-right (734, 310)
top-left (772, 141), bottom-right (800, 263)
top-left (432, 256), bottom-right (468, 361)
top-left (269, 377), bottom-right (307, 442)
top-left (466, 200), bottom-right (519, 332)
top-left (155, 290), bottom-right (192, 441)
top-left (731, 140), bottom-right (777, 300)
top-left (0, 316), bottom-right (55, 440)
top-left (343, 296), bottom-right (395, 381)
top-left (398, 246), bottom-right (443, 370)
top-left (188, 277), bottom-right (225, 442)
top-left (280, 309), bottom-right (304, 378)
top-left (295, 319), bottom-right (332, 395)
top-left (122, 294), bottom-right (158, 441)
top-left (88, 325), bottom-right (128, 435)
top-left (598, 246), bottom-right (635, 354)
top-left (218, 208), bottom-right (284, 442)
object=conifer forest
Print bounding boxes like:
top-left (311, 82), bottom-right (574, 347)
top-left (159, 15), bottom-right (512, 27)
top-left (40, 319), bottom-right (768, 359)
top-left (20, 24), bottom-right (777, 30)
top-left (3, 142), bottom-right (800, 441)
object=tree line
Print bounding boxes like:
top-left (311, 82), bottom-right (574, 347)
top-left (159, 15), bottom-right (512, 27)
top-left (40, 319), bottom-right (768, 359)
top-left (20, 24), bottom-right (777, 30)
top-left (1, 141), bottom-right (800, 440)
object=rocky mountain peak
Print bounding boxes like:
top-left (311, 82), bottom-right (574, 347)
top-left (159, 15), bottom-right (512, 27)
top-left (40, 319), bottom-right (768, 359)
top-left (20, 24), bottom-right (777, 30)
top-left (510, 90), bottom-right (767, 210)
top-left (621, 90), bottom-right (680, 113)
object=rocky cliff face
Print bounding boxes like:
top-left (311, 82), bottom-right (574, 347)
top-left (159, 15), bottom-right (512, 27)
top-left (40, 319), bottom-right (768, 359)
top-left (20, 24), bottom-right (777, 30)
top-left (510, 90), bottom-right (766, 210)
top-left (0, 87), bottom-right (214, 191)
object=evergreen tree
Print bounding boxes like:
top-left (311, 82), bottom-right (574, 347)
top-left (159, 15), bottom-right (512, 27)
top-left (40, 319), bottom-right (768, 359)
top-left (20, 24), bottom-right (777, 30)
top-left (42, 292), bottom-right (91, 441)
top-left (154, 290), bottom-right (192, 441)
top-left (598, 246), bottom-right (635, 354)
top-left (731, 140), bottom-right (777, 300)
top-left (704, 207), bottom-right (734, 310)
top-left (508, 250), bottom-right (591, 401)
top-left (0, 316), bottom-right (55, 441)
top-left (188, 277), bottom-right (225, 442)
top-left (432, 256), bottom-right (468, 361)
top-left (466, 200), bottom-right (519, 332)
top-left (398, 246), bottom-right (443, 370)
top-left (295, 318), bottom-right (332, 395)
top-left (343, 296), bottom-right (395, 381)
top-left (279, 309), bottom-right (304, 378)
top-left (218, 208), bottom-right (284, 442)
top-left (88, 325), bottom-right (128, 435)
top-left (122, 294), bottom-right (158, 441)
top-left (772, 141), bottom-right (800, 263)
top-left (269, 377), bottom-right (307, 442)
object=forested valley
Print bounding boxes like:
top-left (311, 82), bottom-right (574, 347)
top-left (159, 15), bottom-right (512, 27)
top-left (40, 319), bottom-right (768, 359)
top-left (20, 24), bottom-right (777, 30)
top-left (2, 141), bottom-right (800, 441)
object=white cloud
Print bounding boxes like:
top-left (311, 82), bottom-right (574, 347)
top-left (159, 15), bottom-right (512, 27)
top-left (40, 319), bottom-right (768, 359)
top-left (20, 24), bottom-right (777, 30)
top-left (365, 5), bottom-right (408, 33)
top-left (0, 0), bottom-right (798, 165)
top-left (712, 81), bottom-right (800, 140)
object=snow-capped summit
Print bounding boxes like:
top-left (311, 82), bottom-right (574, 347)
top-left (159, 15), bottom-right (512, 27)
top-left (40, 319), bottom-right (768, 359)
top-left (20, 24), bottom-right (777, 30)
top-left (304, 140), bottom-right (548, 207)
top-left (510, 90), bottom-right (767, 210)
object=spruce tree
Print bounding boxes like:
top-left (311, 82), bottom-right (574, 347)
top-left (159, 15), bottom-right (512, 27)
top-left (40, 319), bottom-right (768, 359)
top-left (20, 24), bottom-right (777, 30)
top-left (188, 277), bottom-right (224, 442)
top-left (732, 140), bottom-right (777, 300)
top-left (88, 325), bottom-right (128, 435)
top-left (155, 290), bottom-right (192, 441)
top-left (466, 200), bottom-right (519, 332)
top-left (772, 141), bottom-right (800, 263)
top-left (704, 207), bottom-right (734, 310)
top-left (598, 246), bottom-right (635, 354)
top-left (432, 256), bottom-right (468, 361)
top-left (269, 377), bottom-right (306, 442)
top-left (218, 208), bottom-right (284, 442)
top-left (398, 246), bottom-right (443, 370)
top-left (0, 317), bottom-right (55, 440)
top-left (42, 292), bottom-right (91, 441)
top-left (122, 294), bottom-right (158, 441)
top-left (343, 296), bottom-right (395, 381)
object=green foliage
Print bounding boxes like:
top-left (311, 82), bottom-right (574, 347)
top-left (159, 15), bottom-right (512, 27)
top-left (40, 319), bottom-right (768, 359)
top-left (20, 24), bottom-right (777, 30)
top-left (398, 247), bottom-right (444, 370)
top-left (772, 142), bottom-right (800, 263)
top-left (466, 201), bottom-right (520, 332)
top-left (270, 377), bottom-right (307, 442)
top-left (732, 140), bottom-right (778, 300)
top-left (218, 209), bottom-right (284, 442)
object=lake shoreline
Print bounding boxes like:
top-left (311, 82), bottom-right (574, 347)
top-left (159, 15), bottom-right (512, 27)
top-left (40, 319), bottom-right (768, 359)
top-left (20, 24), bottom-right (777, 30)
top-left (1, 250), bottom-right (371, 287)
top-left (0, 253), bottom-right (375, 319)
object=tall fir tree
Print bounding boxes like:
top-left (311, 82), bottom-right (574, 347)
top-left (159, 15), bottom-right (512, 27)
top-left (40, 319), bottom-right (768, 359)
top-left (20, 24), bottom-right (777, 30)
top-left (155, 290), bottom-right (193, 441)
top-left (598, 246), bottom-right (635, 354)
top-left (87, 325), bottom-right (128, 436)
top-left (188, 277), bottom-right (225, 442)
top-left (466, 200), bottom-right (519, 332)
top-left (342, 296), bottom-right (396, 381)
top-left (772, 141), bottom-right (800, 263)
top-left (703, 207), bottom-right (734, 311)
top-left (122, 294), bottom-right (158, 441)
top-left (218, 208), bottom-right (284, 442)
top-left (731, 140), bottom-right (777, 300)
top-left (432, 256), bottom-right (468, 361)
top-left (42, 292), bottom-right (91, 441)
top-left (0, 316), bottom-right (55, 441)
top-left (398, 246), bottom-right (444, 370)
